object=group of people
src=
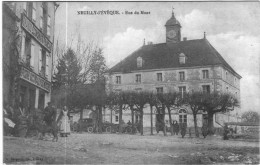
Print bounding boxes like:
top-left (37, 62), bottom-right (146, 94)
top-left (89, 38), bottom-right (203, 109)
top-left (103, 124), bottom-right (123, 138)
top-left (44, 103), bottom-right (71, 137)
top-left (3, 101), bottom-right (71, 138)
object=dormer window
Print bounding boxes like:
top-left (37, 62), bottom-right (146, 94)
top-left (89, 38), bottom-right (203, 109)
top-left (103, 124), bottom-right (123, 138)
top-left (179, 53), bottom-right (186, 64)
top-left (137, 57), bottom-right (143, 68)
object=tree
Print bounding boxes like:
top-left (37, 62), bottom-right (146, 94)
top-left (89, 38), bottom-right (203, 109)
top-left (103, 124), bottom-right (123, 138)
top-left (107, 92), bottom-right (126, 134)
top-left (52, 48), bottom-right (83, 109)
top-left (201, 92), bottom-right (239, 135)
top-left (183, 92), bottom-right (205, 137)
top-left (157, 92), bottom-right (180, 136)
top-left (133, 92), bottom-right (149, 135)
top-left (124, 91), bottom-right (137, 134)
top-left (88, 48), bottom-right (107, 83)
top-left (3, 6), bottom-right (21, 107)
top-left (241, 111), bottom-right (260, 123)
top-left (147, 92), bottom-right (158, 135)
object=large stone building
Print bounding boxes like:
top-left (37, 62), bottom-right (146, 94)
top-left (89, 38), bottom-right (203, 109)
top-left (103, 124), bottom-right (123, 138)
top-left (3, 2), bottom-right (58, 110)
top-left (104, 11), bottom-right (242, 128)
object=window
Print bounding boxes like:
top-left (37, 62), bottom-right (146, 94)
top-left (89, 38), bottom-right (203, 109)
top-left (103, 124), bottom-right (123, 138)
top-left (179, 86), bottom-right (186, 98)
top-left (234, 77), bottom-right (237, 85)
top-left (42, 3), bottom-right (48, 34)
top-left (115, 116), bottom-right (119, 122)
top-left (156, 87), bottom-right (163, 94)
top-left (39, 49), bottom-right (44, 76)
top-left (202, 70), bottom-right (209, 79)
top-left (30, 43), bottom-right (35, 68)
top-left (47, 15), bottom-right (51, 37)
top-left (135, 88), bottom-right (142, 93)
top-left (23, 2), bottom-right (27, 14)
top-left (157, 73), bottom-right (162, 81)
top-left (114, 89), bottom-right (122, 93)
top-left (136, 74), bottom-right (141, 83)
top-left (32, 2), bottom-right (36, 22)
top-left (116, 76), bottom-right (121, 84)
top-left (24, 35), bottom-right (31, 65)
top-left (179, 53), bottom-right (186, 64)
top-left (179, 71), bottom-right (185, 81)
top-left (137, 57), bottom-right (143, 68)
top-left (202, 85), bottom-right (210, 94)
top-left (226, 71), bottom-right (228, 80)
top-left (39, 5), bottom-right (43, 30)
top-left (179, 109), bottom-right (187, 125)
top-left (45, 53), bottom-right (49, 77)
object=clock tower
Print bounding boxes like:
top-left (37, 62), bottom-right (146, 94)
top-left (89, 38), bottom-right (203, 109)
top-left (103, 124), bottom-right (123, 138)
top-left (165, 10), bottom-right (181, 44)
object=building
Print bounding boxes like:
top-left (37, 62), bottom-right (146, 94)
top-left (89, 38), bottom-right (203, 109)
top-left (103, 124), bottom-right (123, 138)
top-left (104, 11), bottom-right (242, 128)
top-left (3, 2), bottom-right (58, 110)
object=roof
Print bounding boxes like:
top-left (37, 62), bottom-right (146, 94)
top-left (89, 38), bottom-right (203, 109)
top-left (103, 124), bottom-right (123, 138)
top-left (165, 13), bottom-right (181, 26)
top-left (108, 38), bottom-right (241, 78)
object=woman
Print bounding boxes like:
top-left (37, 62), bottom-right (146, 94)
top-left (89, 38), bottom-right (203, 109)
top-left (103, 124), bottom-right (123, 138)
top-left (58, 106), bottom-right (71, 137)
top-left (173, 120), bottom-right (179, 135)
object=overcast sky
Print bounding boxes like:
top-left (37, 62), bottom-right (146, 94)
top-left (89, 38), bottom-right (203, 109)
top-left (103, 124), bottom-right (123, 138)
top-left (55, 2), bottom-right (260, 114)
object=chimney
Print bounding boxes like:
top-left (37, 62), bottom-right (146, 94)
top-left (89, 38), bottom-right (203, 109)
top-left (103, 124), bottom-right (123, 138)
top-left (147, 41), bottom-right (153, 45)
top-left (183, 37), bottom-right (187, 41)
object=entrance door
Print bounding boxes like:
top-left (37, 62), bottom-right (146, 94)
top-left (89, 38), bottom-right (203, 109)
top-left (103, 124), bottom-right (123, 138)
top-left (29, 88), bottom-right (35, 112)
top-left (38, 92), bottom-right (45, 110)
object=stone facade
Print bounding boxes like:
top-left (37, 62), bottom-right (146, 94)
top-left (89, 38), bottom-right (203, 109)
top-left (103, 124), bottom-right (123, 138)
top-left (2, 2), bottom-right (57, 110)
top-left (104, 12), bottom-right (242, 129)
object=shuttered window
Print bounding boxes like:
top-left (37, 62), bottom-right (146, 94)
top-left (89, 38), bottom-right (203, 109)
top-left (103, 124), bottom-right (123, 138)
top-left (45, 53), bottom-right (49, 77)
top-left (30, 43), bottom-right (35, 68)
top-left (32, 2), bottom-right (36, 22)
top-left (39, 49), bottom-right (42, 74)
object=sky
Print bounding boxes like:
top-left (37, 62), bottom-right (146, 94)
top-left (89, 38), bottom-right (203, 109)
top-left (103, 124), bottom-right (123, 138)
top-left (54, 2), bottom-right (260, 114)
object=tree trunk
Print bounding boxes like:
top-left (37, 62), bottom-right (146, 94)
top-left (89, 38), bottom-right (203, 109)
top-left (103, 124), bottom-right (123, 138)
top-left (110, 108), bottom-right (112, 123)
top-left (207, 112), bottom-right (215, 135)
top-left (79, 108), bottom-right (83, 132)
top-left (150, 105), bottom-right (153, 135)
top-left (98, 106), bottom-right (103, 133)
top-left (162, 105), bottom-right (167, 136)
top-left (193, 113), bottom-right (199, 137)
top-left (131, 106), bottom-right (134, 134)
top-left (118, 104), bottom-right (123, 133)
top-left (140, 108), bottom-right (144, 136)
top-left (167, 106), bottom-right (173, 136)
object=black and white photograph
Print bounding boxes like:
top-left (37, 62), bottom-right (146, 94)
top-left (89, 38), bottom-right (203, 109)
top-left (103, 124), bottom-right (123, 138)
top-left (2, 1), bottom-right (260, 164)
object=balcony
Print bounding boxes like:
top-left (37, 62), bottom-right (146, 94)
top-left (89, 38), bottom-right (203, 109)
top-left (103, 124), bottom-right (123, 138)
top-left (19, 65), bottom-right (51, 92)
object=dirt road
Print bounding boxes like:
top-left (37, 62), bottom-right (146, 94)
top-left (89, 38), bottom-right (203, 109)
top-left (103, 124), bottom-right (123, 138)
top-left (3, 133), bottom-right (260, 164)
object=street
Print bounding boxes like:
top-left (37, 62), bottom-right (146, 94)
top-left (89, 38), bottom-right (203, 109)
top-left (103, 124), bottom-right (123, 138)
top-left (3, 132), bottom-right (259, 164)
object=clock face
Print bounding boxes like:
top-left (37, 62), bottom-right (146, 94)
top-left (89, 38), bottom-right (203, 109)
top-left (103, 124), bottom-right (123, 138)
top-left (167, 30), bottom-right (177, 38)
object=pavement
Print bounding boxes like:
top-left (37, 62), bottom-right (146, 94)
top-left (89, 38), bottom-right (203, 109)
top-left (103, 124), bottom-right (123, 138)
top-left (3, 132), bottom-right (260, 164)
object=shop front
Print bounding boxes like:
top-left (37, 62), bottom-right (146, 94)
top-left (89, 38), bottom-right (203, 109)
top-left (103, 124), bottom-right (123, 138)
top-left (18, 65), bottom-right (51, 111)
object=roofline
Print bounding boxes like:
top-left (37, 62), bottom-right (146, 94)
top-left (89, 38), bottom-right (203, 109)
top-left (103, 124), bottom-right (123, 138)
top-left (107, 64), bottom-right (224, 75)
top-left (221, 64), bottom-right (242, 79)
top-left (205, 39), bottom-right (242, 79)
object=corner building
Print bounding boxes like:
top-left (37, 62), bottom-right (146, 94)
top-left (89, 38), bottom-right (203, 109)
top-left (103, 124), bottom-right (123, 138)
top-left (3, 2), bottom-right (57, 110)
top-left (105, 11), bottom-right (242, 129)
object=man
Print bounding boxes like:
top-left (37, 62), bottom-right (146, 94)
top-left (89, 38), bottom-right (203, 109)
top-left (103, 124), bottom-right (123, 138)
top-left (44, 102), bottom-right (56, 126)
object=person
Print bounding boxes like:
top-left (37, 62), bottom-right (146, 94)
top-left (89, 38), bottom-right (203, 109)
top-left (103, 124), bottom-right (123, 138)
top-left (201, 123), bottom-right (208, 138)
top-left (57, 106), bottom-right (71, 137)
top-left (173, 120), bottom-right (179, 135)
top-left (223, 124), bottom-right (229, 140)
top-left (3, 103), bottom-right (16, 136)
top-left (180, 123), bottom-right (187, 138)
top-left (44, 102), bottom-right (56, 126)
top-left (127, 120), bottom-right (132, 125)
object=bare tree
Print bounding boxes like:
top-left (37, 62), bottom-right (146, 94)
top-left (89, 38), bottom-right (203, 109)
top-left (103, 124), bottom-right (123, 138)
top-left (201, 92), bottom-right (239, 135)
top-left (157, 92), bottom-right (180, 136)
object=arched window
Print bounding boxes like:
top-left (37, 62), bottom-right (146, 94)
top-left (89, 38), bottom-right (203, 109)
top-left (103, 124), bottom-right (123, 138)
top-left (137, 57), bottom-right (143, 68)
top-left (179, 109), bottom-right (187, 124)
top-left (179, 53), bottom-right (186, 64)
